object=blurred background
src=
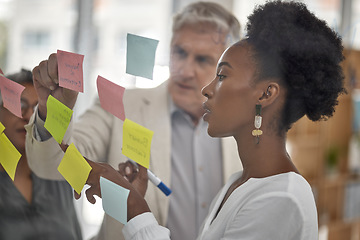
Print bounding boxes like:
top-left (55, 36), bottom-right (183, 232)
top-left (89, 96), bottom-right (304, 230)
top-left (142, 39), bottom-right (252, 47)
top-left (0, 0), bottom-right (359, 239)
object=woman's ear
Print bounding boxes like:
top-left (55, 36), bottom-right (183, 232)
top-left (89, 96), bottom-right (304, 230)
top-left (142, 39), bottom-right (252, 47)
top-left (257, 82), bottom-right (281, 107)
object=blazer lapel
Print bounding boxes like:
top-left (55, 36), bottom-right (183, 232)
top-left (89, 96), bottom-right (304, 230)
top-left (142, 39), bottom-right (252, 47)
top-left (140, 83), bottom-right (172, 225)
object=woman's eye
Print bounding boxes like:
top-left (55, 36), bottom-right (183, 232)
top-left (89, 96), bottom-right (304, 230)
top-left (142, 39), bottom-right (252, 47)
top-left (217, 74), bottom-right (226, 81)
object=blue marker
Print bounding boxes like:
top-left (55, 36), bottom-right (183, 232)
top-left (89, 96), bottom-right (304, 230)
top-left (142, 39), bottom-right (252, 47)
top-left (127, 159), bottom-right (172, 196)
top-left (147, 169), bottom-right (172, 196)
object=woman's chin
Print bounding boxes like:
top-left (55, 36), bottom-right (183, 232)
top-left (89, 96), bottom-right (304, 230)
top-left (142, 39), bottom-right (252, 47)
top-left (207, 129), bottom-right (229, 138)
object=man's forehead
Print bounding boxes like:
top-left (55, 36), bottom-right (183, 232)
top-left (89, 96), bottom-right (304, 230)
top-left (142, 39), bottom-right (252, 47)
top-left (172, 24), bottom-right (227, 41)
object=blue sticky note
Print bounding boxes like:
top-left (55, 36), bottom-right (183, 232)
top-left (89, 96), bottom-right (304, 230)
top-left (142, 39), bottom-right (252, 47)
top-left (100, 176), bottom-right (130, 224)
top-left (126, 33), bottom-right (159, 80)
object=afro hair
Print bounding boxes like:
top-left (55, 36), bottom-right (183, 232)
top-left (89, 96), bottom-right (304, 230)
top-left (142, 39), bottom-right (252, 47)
top-left (246, 1), bottom-right (346, 131)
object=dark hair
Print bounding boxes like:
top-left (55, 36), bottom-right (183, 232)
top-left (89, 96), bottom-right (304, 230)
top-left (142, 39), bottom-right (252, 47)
top-left (5, 68), bottom-right (33, 85)
top-left (0, 69), bottom-right (33, 104)
top-left (245, 1), bottom-right (346, 132)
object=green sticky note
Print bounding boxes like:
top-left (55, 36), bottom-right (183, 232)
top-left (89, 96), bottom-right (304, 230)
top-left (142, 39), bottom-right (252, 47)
top-left (126, 33), bottom-right (159, 80)
top-left (57, 143), bottom-right (92, 194)
top-left (44, 95), bottom-right (73, 144)
top-left (122, 119), bottom-right (154, 169)
top-left (0, 122), bottom-right (4, 133)
top-left (100, 176), bottom-right (129, 224)
top-left (0, 133), bottom-right (22, 181)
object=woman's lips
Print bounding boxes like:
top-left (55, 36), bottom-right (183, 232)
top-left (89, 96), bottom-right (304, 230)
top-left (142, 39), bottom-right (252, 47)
top-left (202, 103), bottom-right (211, 121)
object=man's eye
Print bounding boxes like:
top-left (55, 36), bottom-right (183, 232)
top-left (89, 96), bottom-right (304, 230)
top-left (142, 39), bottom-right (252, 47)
top-left (173, 47), bottom-right (187, 58)
top-left (196, 56), bottom-right (213, 65)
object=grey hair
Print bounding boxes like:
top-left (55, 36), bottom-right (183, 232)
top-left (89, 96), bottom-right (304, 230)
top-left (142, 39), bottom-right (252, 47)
top-left (172, 1), bottom-right (241, 47)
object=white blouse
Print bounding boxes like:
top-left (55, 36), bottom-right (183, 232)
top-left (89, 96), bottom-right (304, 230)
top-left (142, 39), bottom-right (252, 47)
top-left (123, 171), bottom-right (318, 240)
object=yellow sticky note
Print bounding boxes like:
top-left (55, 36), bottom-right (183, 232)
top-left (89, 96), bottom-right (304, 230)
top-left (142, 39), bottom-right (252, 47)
top-left (122, 119), bottom-right (154, 168)
top-left (0, 122), bottom-right (4, 133)
top-left (44, 95), bottom-right (73, 144)
top-left (0, 133), bottom-right (22, 181)
top-left (57, 143), bottom-right (92, 194)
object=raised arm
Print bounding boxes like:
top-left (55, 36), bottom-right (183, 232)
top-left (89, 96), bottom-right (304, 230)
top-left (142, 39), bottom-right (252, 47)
top-left (32, 53), bottom-right (79, 120)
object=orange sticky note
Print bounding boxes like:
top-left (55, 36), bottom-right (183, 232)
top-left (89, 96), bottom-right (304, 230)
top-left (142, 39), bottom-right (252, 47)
top-left (57, 50), bottom-right (84, 93)
top-left (122, 119), bottom-right (153, 168)
top-left (0, 133), bottom-right (22, 181)
top-left (0, 75), bottom-right (25, 118)
top-left (96, 76), bottom-right (126, 121)
top-left (57, 143), bottom-right (92, 194)
top-left (44, 95), bottom-right (73, 144)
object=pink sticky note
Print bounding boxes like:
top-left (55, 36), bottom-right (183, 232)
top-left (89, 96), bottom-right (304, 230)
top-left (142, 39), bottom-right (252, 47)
top-left (0, 75), bottom-right (25, 118)
top-left (96, 76), bottom-right (126, 121)
top-left (57, 50), bottom-right (84, 93)
top-left (0, 68), bottom-right (3, 75)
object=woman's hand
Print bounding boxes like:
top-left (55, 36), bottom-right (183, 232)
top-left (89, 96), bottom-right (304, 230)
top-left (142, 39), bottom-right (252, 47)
top-left (84, 159), bottom-right (151, 221)
top-left (118, 161), bottom-right (148, 197)
top-left (59, 143), bottom-right (150, 221)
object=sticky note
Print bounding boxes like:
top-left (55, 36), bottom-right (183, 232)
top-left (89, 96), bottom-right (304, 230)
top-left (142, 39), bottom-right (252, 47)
top-left (100, 176), bottom-right (129, 224)
top-left (96, 76), bottom-right (126, 121)
top-left (57, 143), bottom-right (92, 194)
top-left (44, 95), bottom-right (73, 144)
top-left (0, 133), bottom-right (22, 181)
top-left (57, 50), bottom-right (84, 92)
top-left (0, 122), bottom-right (4, 133)
top-left (0, 68), bottom-right (3, 75)
top-left (0, 75), bottom-right (25, 118)
top-left (126, 33), bottom-right (159, 80)
top-left (122, 119), bottom-right (153, 168)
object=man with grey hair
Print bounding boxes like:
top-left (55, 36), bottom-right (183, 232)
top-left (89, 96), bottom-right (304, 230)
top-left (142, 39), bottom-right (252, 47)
top-left (26, 2), bottom-right (242, 240)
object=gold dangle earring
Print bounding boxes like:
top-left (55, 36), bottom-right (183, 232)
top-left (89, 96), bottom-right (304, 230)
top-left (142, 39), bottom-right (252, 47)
top-left (252, 104), bottom-right (263, 144)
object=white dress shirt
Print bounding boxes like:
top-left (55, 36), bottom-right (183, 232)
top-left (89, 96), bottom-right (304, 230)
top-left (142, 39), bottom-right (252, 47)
top-left (123, 171), bottom-right (318, 240)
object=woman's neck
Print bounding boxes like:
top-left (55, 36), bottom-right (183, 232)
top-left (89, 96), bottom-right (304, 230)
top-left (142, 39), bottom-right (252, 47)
top-left (15, 156), bottom-right (32, 178)
top-left (6, 156), bottom-right (34, 204)
top-left (235, 131), bottom-right (298, 182)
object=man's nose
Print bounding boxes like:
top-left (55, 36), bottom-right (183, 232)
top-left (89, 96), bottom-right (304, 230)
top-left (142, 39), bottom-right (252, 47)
top-left (179, 58), bottom-right (196, 79)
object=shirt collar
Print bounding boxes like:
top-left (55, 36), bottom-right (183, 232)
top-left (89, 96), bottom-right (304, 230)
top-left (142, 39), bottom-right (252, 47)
top-left (169, 97), bottom-right (206, 128)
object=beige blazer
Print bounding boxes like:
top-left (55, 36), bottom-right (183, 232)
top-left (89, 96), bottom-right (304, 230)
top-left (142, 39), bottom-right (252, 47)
top-left (25, 81), bottom-right (242, 240)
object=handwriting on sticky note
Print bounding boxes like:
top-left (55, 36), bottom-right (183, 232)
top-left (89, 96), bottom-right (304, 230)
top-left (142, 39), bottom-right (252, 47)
top-left (126, 33), bottom-right (159, 80)
top-left (44, 95), bottom-right (73, 144)
top-left (100, 176), bottom-right (129, 224)
top-left (0, 75), bottom-right (25, 118)
top-left (0, 133), bottom-right (22, 181)
top-left (57, 50), bottom-right (84, 92)
top-left (122, 119), bottom-right (153, 168)
top-left (0, 122), bottom-right (4, 133)
top-left (57, 143), bottom-right (92, 194)
top-left (96, 76), bottom-right (126, 121)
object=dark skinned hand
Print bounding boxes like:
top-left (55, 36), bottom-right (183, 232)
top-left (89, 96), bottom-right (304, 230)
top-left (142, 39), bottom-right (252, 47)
top-left (59, 143), bottom-right (150, 221)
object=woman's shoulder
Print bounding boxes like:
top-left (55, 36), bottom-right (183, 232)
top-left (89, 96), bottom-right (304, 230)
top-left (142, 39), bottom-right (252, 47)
top-left (249, 172), bottom-right (313, 198)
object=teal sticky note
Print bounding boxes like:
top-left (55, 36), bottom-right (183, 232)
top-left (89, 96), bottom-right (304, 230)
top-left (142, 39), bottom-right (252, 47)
top-left (100, 176), bottom-right (130, 224)
top-left (126, 33), bottom-right (159, 80)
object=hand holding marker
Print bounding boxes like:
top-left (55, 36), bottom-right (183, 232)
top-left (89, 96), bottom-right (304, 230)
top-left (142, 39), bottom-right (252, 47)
top-left (147, 169), bottom-right (172, 196)
top-left (128, 159), bottom-right (172, 196)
